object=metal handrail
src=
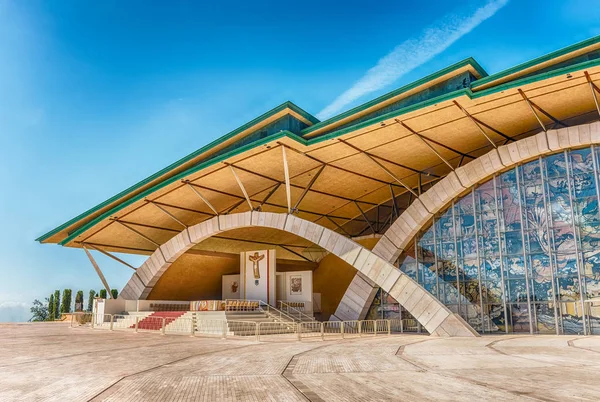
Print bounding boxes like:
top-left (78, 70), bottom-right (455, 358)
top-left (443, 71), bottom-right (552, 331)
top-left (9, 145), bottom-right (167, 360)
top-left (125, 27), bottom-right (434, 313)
top-left (78, 311), bottom-right (422, 339)
top-left (257, 300), bottom-right (298, 323)
top-left (277, 301), bottom-right (315, 322)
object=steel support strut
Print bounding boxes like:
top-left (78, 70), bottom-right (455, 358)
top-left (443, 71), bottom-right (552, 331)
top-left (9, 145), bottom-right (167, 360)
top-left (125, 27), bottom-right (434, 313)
top-left (83, 246), bottom-right (113, 297)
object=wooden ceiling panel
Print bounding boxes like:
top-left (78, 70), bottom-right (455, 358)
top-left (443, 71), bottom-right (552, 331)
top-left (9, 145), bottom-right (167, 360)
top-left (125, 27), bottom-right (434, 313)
top-left (192, 238), bottom-right (303, 260)
top-left (344, 123), bottom-right (410, 151)
top-left (305, 142), bottom-right (356, 163)
top-left (154, 185), bottom-right (216, 216)
top-left (473, 100), bottom-right (543, 139)
top-left (401, 104), bottom-right (464, 133)
top-left (82, 221), bottom-right (172, 252)
top-left (118, 203), bottom-right (183, 231)
top-left (328, 202), bottom-right (362, 221)
top-left (529, 83), bottom-right (596, 124)
top-left (368, 136), bottom-right (451, 174)
top-left (291, 190), bottom-right (351, 215)
top-left (328, 153), bottom-right (398, 183)
top-left (309, 165), bottom-right (384, 200)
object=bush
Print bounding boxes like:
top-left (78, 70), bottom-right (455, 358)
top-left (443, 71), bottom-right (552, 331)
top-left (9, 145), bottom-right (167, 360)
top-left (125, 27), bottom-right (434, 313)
top-left (30, 299), bottom-right (49, 322)
top-left (110, 289), bottom-right (118, 299)
top-left (99, 289), bottom-right (107, 299)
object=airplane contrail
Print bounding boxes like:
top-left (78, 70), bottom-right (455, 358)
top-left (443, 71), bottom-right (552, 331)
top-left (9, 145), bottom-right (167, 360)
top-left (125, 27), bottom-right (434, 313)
top-left (317, 0), bottom-right (509, 120)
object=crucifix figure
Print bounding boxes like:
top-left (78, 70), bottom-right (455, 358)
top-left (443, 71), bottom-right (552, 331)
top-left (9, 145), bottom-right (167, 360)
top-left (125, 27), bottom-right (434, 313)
top-left (248, 252), bottom-right (265, 279)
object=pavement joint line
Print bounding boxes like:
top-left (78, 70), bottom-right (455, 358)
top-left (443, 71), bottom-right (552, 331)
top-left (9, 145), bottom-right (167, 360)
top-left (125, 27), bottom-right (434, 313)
top-left (397, 338), bottom-right (552, 401)
top-left (86, 342), bottom-right (256, 401)
top-left (567, 336), bottom-right (600, 354)
top-left (281, 339), bottom-right (358, 402)
top-left (0, 339), bottom-right (200, 369)
top-left (484, 335), bottom-right (564, 366)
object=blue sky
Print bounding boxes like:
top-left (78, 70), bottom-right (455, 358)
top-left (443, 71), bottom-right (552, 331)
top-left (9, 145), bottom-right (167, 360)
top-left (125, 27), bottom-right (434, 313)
top-left (1, 0), bottom-right (599, 321)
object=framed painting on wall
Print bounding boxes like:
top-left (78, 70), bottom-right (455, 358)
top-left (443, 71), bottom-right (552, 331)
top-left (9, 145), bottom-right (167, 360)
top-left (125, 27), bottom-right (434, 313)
top-left (290, 275), bottom-right (303, 295)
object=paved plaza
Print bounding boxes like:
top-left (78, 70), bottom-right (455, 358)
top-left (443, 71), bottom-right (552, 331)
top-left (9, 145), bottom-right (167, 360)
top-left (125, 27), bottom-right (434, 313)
top-left (1, 323), bottom-right (600, 401)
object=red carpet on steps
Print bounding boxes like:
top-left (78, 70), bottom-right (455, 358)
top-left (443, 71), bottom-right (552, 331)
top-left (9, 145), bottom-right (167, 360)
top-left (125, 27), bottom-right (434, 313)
top-left (130, 311), bottom-right (186, 330)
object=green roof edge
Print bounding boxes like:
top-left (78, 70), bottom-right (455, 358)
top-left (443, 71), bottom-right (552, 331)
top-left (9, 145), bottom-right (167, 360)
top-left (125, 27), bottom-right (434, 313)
top-left (471, 34), bottom-right (600, 89)
top-left (300, 57), bottom-right (488, 136)
top-left (58, 130), bottom-right (310, 246)
top-left (36, 101), bottom-right (318, 243)
top-left (39, 36), bottom-right (600, 245)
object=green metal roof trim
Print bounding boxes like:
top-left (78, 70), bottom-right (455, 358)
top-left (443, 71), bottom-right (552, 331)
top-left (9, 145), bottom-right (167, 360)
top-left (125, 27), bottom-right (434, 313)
top-left (295, 57), bottom-right (600, 142)
top-left (36, 101), bottom-right (318, 243)
top-left (39, 36), bottom-right (600, 246)
top-left (471, 34), bottom-right (600, 89)
top-left (58, 129), bottom-right (310, 246)
top-left (56, 54), bottom-right (600, 247)
top-left (300, 58), bottom-right (488, 136)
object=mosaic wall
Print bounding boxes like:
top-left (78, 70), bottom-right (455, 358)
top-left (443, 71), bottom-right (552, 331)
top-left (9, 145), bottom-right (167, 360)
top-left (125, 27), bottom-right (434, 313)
top-left (370, 146), bottom-right (600, 334)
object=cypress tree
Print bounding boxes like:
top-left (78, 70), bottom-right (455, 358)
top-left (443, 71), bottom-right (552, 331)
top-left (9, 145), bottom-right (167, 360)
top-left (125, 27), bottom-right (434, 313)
top-left (75, 290), bottom-right (84, 311)
top-left (61, 289), bottom-right (72, 313)
top-left (48, 294), bottom-right (55, 321)
top-left (87, 290), bottom-right (96, 312)
top-left (110, 289), bottom-right (118, 299)
top-left (54, 290), bottom-right (60, 319)
top-left (99, 289), bottom-right (107, 299)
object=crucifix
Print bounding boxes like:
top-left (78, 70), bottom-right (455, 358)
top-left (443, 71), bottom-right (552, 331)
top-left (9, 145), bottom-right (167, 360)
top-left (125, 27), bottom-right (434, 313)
top-left (248, 252), bottom-right (265, 279)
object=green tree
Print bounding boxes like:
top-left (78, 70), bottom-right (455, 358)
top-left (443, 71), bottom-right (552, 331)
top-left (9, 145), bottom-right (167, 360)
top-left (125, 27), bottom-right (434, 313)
top-left (48, 294), bottom-right (55, 321)
top-left (75, 291), bottom-right (84, 311)
top-left (99, 289), bottom-right (107, 299)
top-left (87, 290), bottom-right (96, 312)
top-left (110, 289), bottom-right (118, 299)
top-left (61, 289), bottom-right (72, 313)
top-left (53, 290), bottom-right (60, 319)
top-left (30, 299), bottom-right (49, 322)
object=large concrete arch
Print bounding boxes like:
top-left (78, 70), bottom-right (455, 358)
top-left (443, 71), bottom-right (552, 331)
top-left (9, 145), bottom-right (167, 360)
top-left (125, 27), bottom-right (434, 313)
top-left (337, 121), bottom-right (600, 322)
top-left (120, 211), bottom-right (477, 337)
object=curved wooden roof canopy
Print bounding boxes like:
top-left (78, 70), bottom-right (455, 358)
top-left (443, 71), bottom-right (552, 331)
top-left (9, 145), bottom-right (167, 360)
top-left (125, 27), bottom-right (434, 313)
top-left (37, 35), bottom-right (600, 261)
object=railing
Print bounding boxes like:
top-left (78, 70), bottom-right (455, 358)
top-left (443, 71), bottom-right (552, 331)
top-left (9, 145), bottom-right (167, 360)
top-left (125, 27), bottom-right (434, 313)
top-left (390, 318), bottom-right (422, 333)
top-left (73, 312), bottom-right (425, 340)
top-left (256, 300), bottom-right (298, 324)
top-left (257, 321), bottom-right (297, 342)
top-left (278, 301), bottom-right (315, 322)
top-left (224, 299), bottom-right (261, 312)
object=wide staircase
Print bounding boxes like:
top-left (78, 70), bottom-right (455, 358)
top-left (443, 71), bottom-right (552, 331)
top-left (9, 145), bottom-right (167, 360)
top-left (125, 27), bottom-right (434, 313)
top-left (129, 311), bottom-right (187, 330)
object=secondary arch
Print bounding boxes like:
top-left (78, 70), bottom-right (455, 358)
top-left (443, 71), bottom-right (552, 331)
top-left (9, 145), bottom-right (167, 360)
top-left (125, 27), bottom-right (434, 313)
top-left (120, 211), bottom-right (477, 337)
top-left (337, 121), bottom-right (600, 324)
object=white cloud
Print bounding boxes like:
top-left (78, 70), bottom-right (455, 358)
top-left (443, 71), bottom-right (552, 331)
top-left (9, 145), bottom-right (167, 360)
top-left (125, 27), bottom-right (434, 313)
top-left (317, 0), bottom-right (509, 120)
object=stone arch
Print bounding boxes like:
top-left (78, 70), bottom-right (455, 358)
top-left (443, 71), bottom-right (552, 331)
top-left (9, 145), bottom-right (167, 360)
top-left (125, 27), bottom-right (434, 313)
top-left (120, 211), bottom-right (477, 337)
top-left (337, 121), bottom-right (600, 322)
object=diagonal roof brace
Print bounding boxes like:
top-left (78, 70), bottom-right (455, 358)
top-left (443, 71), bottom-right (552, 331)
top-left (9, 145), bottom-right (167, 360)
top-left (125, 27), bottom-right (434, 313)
top-left (399, 121), bottom-right (456, 171)
top-left (83, 245), bottom-right (113, 298)
top-left (518, 88), bottom-right (568, 131)
top-left (393, 119), bottom-right (477, 160)
top-left (281, 146), bottom-right (292, 213)
top-left (452, 100), bottom-right (498, 148)
top-left (293, 164), bottom-right (325, 213)
top-left (228, 165), bottom-right (254, 211)
top-left (113, 219), bottom-right (161, 248)
top-left (337, 139), bottom-right (420, 198)
top-left (147, 200), bottom-right (187, 229)
top-left (585, 71), bottom-right (600, 117)
top-left (354, 201), bottom-right (375, 234)
top-left (184, 182), bottom-right (219, 215)
top-left (84, 243), bottom-right (137, 271)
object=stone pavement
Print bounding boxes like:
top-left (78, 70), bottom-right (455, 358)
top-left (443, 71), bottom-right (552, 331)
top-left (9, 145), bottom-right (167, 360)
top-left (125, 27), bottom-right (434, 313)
top-left (1, 323), bottom-right (599, 401)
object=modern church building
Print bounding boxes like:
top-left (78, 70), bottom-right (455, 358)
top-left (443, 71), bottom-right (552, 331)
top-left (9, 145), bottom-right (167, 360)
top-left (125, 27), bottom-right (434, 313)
top-left (38, 36), bottom-right (600, 336)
